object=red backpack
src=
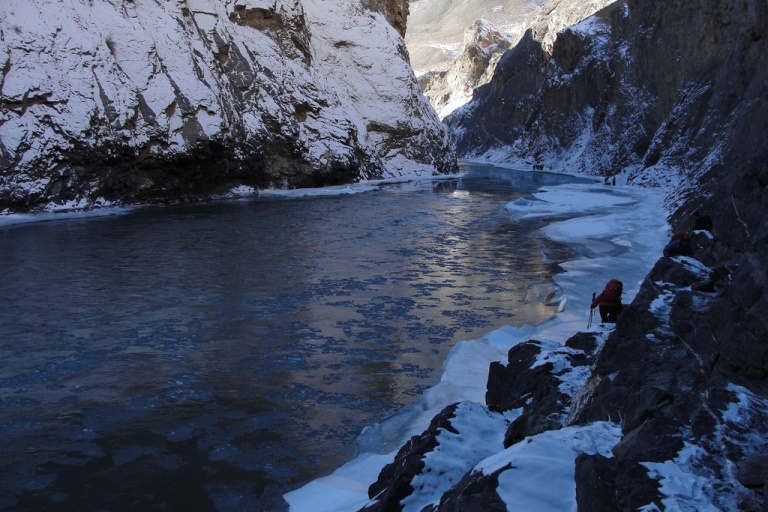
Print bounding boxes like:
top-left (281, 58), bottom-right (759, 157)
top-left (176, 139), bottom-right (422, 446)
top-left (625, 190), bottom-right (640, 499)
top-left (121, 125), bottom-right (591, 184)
top-left (602, 279), bottom-right (623, 303)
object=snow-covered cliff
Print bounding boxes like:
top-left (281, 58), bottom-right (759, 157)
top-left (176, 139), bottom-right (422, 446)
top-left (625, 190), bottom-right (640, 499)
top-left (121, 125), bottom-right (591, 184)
top-left (0, 0), bottom-right (456, 213)
top-left (446, 0), bottom-right (755, 208)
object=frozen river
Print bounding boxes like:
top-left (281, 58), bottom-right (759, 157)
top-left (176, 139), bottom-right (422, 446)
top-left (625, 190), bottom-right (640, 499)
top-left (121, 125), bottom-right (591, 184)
top-left (0, 162), bottom-right (591, 511)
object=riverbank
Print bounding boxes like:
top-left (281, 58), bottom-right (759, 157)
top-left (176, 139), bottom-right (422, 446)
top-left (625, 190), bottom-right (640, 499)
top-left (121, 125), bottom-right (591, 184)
top-left (285, 176), bottom-right (670, 510)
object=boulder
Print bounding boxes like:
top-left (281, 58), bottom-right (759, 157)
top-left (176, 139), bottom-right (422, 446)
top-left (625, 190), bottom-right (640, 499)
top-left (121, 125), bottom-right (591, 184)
top-left (486, 333), bottom-right (601, 447)
top-left (365, 403), bottom-right (460, 510)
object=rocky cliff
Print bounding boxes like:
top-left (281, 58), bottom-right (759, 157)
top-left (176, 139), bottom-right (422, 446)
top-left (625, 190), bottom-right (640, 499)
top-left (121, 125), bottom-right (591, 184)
top-left (419, 19), bottom-right (514, 119)
top-left (446, 0), bottom-right (761, 200)
top-left (0, 0), bottom-right (456, 213)
top-left (405, 0), bottom-right (549, 76)
top-left (417, 0), bottom-right (613, 119)
top-left (368, 0), bottom-right (768, 509)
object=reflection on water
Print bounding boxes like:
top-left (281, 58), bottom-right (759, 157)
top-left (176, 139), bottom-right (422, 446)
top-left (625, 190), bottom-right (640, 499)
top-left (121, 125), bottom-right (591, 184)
top-left (0, 163), bottom-right (589, 511)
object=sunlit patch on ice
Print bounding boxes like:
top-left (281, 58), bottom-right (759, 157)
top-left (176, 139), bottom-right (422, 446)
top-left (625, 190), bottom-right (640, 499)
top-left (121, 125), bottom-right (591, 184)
top-left (505, 184), bottom-right (636, 219)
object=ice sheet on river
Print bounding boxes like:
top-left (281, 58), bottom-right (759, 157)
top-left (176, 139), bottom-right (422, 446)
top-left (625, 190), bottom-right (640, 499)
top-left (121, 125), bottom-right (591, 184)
top-left (285, 179), bottom-right (670, 512)
top-left (523, 282), bottom-right (566, 311)
top-left (505, 183), bottom-right (637, 219)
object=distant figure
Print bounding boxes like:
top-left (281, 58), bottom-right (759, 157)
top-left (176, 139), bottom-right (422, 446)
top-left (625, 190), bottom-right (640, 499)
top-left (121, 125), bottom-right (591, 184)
top-left (692, 211), bottom-right (713, 232)
top-left (612, 175), bottom-right (616, 186)
top-left (663, 232), bottom-right (691, 257)
top-left (590, 279), bottom-right (624, 324)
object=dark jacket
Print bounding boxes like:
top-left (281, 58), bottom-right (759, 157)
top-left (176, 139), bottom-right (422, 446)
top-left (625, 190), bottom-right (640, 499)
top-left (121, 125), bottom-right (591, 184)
top-left (663, 238), bottom-right (690, 257)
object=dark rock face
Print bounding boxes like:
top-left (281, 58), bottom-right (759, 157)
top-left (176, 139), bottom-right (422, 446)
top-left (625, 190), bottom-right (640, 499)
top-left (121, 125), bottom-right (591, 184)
top-left (574, 454), bottom-right (661, 512)
top-left (574, 19), bottom-right (768, 492)
top-left (447, 0), bottom-right (767, 192)
top-left (568, 245), bottom-right (768, 509)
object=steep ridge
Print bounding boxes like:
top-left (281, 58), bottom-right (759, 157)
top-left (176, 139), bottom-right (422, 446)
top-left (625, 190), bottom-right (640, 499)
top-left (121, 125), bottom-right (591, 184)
top-left (419, 19), bottom-right (514, 119)
top-left (368, 0), bottom-right (768, 509)
top-left (417, 0), bottom-right (613, 119)
top-left (446, 0), bottom-right (763, 199)
top-left (0, 0), bottom-right (455, 213)
top-left (405, 0), bottom-right (547, 75)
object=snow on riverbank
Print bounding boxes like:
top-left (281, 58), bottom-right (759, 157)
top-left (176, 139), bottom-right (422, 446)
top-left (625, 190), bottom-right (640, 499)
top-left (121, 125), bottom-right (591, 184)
top-left (285, 173), bottom-right (670, 511)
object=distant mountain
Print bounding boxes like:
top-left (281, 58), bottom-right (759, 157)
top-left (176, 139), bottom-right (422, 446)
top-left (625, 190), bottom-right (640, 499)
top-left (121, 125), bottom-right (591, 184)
top-left (0, 0), bottom-right (456, 213)
top-left (406, 0), bottom-right (548, 76)
top-left (410, 0), bottom-right (611, 118)
top-left (418, 19), bottom-right (515, 119)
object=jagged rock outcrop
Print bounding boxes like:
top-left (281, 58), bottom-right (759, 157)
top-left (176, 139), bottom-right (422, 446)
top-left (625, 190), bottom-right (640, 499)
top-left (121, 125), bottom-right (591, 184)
top-left (368, 0), bottom-right (768, 509)
top-left (448, 0), bottom-right (748, 194)
top-left (417, 0), bottom-right (612, 119)
top-left (364, 400), bottom-right (515, 512)
top-left (364, 403), bottom-right (462, 510)
top-left (0, 0), bottom-right (456, 213)
top-left (489, 333), bottom-right (599, 447)
top-left (405, 0), bottom-right (550, 75)
top-left (420, 20), bottom-right (513, 119)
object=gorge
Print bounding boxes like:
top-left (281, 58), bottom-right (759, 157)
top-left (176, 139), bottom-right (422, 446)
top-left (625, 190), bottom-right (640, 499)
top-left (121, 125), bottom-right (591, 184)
top-left (2, 0), bottom-right (768, 510)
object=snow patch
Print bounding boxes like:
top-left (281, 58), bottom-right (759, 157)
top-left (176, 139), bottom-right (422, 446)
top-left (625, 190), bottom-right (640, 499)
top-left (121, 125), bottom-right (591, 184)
top-left (483, 422), bottom-right (622, 510)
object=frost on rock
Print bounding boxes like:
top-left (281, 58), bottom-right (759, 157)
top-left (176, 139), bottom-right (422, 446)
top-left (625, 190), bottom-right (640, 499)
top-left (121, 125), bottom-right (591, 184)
top-left (0, 0), bottom-right (456, 212)
top-left (638, 383), bottom-right (768, 512)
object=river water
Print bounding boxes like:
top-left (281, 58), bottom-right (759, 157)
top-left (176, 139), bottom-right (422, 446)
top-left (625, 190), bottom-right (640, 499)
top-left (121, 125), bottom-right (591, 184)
top-left (0, 163), bottom-right (590, 511)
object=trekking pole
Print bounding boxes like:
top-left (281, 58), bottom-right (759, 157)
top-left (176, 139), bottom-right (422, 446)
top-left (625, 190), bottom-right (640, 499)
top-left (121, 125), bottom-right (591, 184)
top-left (587, 292), bottom-right (596, 328)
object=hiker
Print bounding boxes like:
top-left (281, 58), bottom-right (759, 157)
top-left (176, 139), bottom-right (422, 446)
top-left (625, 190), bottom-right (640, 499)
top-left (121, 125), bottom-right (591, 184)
top-left (663, 232), bottom-right (691, 257)
top-left (590, 279), bottom-right (624, 324)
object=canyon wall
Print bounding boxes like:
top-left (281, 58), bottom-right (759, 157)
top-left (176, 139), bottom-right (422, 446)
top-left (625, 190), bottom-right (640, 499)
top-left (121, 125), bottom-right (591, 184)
top-left (368, 0), bottom-right (768, 509)
top-left (0, 0), bottom-right (456, 212)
